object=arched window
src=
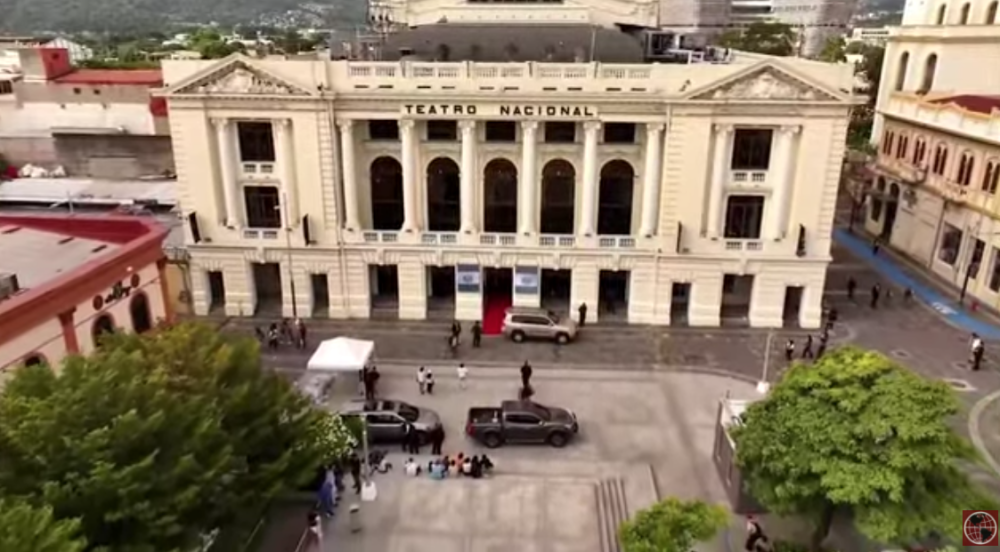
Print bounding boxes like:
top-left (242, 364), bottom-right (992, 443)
top-left (984, 161), bottom-right (1000, 194)
top-left (988, 1), bottom-right (998, 23)
top-left (130, 293), bottom-right (152, 334)
top-left (881, 131), bottom-right (895, 155)
top-left (919, 53), bottom-right (938, 94)
top-left (936, 4), bottom-right (947, 24)
top-left (913, 137), bottom-right (927, 165)
top-left (957, 152), bottom-right (975, 186)
top-left (92, 314), bottom-right (115, 348)
top-left (894, 52), bottom-right (909, 91)
top-left (895, 134), bottom-right (909, 159)
top-left (960, 2), bottom-right (971, 23)
top-left (932, 144), bottom-right (949, 176)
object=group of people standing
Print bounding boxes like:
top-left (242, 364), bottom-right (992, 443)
top-left (255, 318), bottom-right (308, 351)
top-left (449, 320), bottom-right (483, 350)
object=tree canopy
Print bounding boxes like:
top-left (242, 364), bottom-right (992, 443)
top-left (618, 497), bottom-right (728, 552)
top-left (732, 347), bottom-right (996, 550)
top-left (0, 498), bottom-right (88, 552)
top-left (817, 36), bottom-right (847, 63)
top-left (0, 322), bottom-right (340, 552)
top-left (717, 22), bottom-right (797, 57)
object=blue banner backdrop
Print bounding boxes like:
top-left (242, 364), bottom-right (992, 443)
top-left (456, 264), bottom-right (481, 293)
top-left (513, 266), bottom-right (539, 295)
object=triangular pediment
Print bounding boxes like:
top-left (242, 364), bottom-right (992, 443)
top-left (686, 62), bottom-right (844, 103)
top-left (164, 54), bottom-right (315, 97)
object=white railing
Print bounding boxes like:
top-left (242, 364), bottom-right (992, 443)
top-left (362, 231), bottom-right (399, 243)
top-left (598, 236), bottom-right (637, 248)
top-left (421, 232), bottom-right (458, 245)
top-left (480, 233), bottom-right (516, 246)
top-left (242, 229), bottom-right (279, 240)
top-left (240, 162), bottom-right (276, 179)
top-left (538, 235), bottom-right (576, 247)
top-left (731, 171), bottom-right (768, 184)
top-left (342, 61), bottom-right (656, 82)
top-left (725, 240), bottom-right (763, 252)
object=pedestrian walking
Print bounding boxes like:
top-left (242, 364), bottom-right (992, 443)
top-left (306, 511), bottom-right (323, 550)
top-left (296, 318), bottom-right (307, 349)
top-left (457, 363), bottom-right (468, 389)
top-left (971, 333), bottom-right (985, 371)
top-left (430, 424), bottom-right (445, 455)
top-left (744, 517), bottom-right (771, 552)
top-left (451, 320), bottom-right (462, 344)
top-left (281, 318), bottom-right (293, 345)
top-left (870, 283), bottom-right (881, 309)
top-left (784, 339), bottom-right (795, 362)
top-left (425, 369), bottom-right (435, 394)
top-left (578, 302), bottom-right (588, 327)
top-left (825, 307), bottom-right (838, 330)
top-left (802, 334), bottom-right (814, 359)
top-left (347, 452), bottom-right (362, 494)
top-left (363, 366), bottom-right (380, 400)
top-left (406, 424), bottom-right (422, 454)
top-left (871, 237), bottom-right (882, 256)
top-left (267, 323), bottom-right (280, 351)
top-left (903, 287), bottom-right (913, 305)
top-left (846, 277), bottom-right (857, 301)
top-left (471, 321), bottom-right (482, 348)
top-left (254, 326), bottom-right (265, 343)
top-left (520, 360), bottom-right (533, 388)
top-left (332, 461), bottom-right (345, 494)
top-left (417, 366), bottom-right (427, 394)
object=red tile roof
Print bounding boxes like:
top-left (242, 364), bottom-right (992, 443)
top-left (52, 69), bottom-right (163, 87)
top-left (930, 94), bottom-right (1000, 115)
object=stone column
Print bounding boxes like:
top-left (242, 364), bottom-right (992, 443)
top-left (274, 119), bottom-right (298, 227)
top-left (639, 123), bottom-right (665, 237)
top-left (400, 119), bottom-right (418, 231)
top-left (766, 125), bottom-right (800, 240)
top-left (706, 124), bottom-right (733, 238)
top-left (337, 120), bottom-right (361, 231)
top-left (519, 121), bottom-right (539, 235)
top-left (579, 121), bottom-right (601, 236)
top-left (459, 120), bottom-right (477, 233)
top-left (212, 118), bottom-right (240, 227)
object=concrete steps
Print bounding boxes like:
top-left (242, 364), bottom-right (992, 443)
top-left (595, 477), bottom-right (629, 552)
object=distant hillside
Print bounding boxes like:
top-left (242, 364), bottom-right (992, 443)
top-left (0, 0), bottom-right (367, 33)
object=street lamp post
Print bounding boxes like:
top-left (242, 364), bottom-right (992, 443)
top-left (758, 330), bottom-right (775, 394)
top-left (281, 192), bottom-right (298, 318)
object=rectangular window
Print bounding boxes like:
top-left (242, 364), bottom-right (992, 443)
top-left (970, 238), bottom-right (986, 278)
top-left (896, 136), bottom-right (908, 159)
top-left (603, 123), bottom-right (636, 144)
top-left (426, 120), bottom-right (457, 141)
top-left (368, 120), bottom-right (399, 140)
top-left (236, 122), bottom-right (275, 162)
top-left (544, 122), bottom-right (576, 143)
top-left (243, 185), bottom-right (281, 228)
top-left (485, 121), bottom-right (516, 142)
top-left (730, 129), bottom-right (773, 171)
top-left (937, 223), bottom-right (963, 265)
top-left (989, 248), bottom-right (1000, 292)
top-left (723, 195), bottom-right (765, 239)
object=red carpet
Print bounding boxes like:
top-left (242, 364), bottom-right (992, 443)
top-left (482, 295), bottom-right (511, 335)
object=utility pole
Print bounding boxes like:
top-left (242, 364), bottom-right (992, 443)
top-left (758, 330), bottom-right (774, 394)
top-left (282, 191), bottom-right (298, 318)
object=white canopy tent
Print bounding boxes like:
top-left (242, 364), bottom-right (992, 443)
top-left (306, 337), bottom-right (375, 373)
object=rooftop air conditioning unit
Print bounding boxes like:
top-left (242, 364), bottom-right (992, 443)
top-left (0, 272), bottom-right (20, 301)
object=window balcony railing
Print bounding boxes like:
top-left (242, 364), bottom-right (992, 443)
top-left (731, 170), bottom-right (768, 185)
top-left (480, 233), bottom-right (517, 246)
top-left (724, 239), bottom-right (764, 252)
top-left (362, 231), bottom-right (399, 243)
top-left (538, 235), bottom-right (576, 247)
top-left (242, 228), bottom-right (280, 240)
top-left (421, 232), bottom-right (459, 245)
top-left (240, 161), bottom-right (276, 180)
top-left (598, 236), bottom-right (636, 248)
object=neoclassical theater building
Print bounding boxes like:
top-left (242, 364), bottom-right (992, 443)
top-left (159, 33), bottom-right (858, 329)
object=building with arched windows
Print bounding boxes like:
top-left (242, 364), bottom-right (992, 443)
top-left (0, 215), bottom-right (171, 381)
top-left (869, 0), bottom-right (1000, 306)
top-left (159, 36), bottom-right (859, 330)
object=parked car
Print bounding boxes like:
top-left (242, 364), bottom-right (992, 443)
top-left (339, 399), bottom-right (442, 444)
top-left (501, 307), bottom-right (578, 344)
top-left (465, 400), bottom-right (579, 448)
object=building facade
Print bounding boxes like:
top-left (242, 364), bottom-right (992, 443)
top-left (0, 215), bottom-right (171, 379)
top-left (869, 0), bottom-right (1000, 310)
top-left (160, 53), bottom-right (857, 329)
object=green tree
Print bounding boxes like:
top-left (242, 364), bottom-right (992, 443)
top-left (847, 45), bottom-right (885, 150)
top-left (0, 323), bottom-right (334, 552)
top-left (817, 36), bottom-right (847, 63)
top-left (618, 497), bottom-right (728, 552)
top-left (732, 347), bottom-right (996, 551)
top-left (0, 498), bottom-right (87, 552)
top-left (717, 22), bottom-right (796, 56)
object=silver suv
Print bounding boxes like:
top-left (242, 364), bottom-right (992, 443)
top-left (501, 307), bottom-right (578, 344)
top-left (339, 399), bottom-right (442, 444)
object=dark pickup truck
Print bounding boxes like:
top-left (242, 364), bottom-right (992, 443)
top-left (465, 400), bottom-right (579, 448)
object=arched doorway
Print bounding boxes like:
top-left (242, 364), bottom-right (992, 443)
top-left (920, 53), bottom-right (938, 94)
top-left (92, 314), bottom-right (115, 347)
top-left (483, 159), bottom-right (518, 233)
top-left (881, 182), bottom-right (901, 242)
top-left (130, 293), bottom-right (152, 333)
top-left (426, 157), bottom-right (461, 231)
top-left (894, 52), bottom-right (909, 91)
top-left (597, 160), bottom-right (635, 235)
top-left (370, 157), bottom-right (404, 230)
top-left (541, 159), bottom-right (576, 234)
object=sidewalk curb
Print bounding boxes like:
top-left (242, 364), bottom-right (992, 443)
top-left (968, 389), bottom-right (1000, 479)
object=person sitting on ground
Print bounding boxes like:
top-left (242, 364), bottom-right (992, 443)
top-left (462, 456), bottom-right (473, 476)
top-left (470, 456), bottom-right (483, 479)
top-left (429, 459), bottom-right (447, 480)
top-left (480, 454), bottom-right (494, 475)
top-left (404, 458), bottom-right (420, 477)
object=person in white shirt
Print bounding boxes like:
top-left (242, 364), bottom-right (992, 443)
top-left (457, 363), bottom-right (468, 390)
top-left (417, 366), bottom-right (427, 394)
top-left (404, 458), bottom-right (420, 477)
